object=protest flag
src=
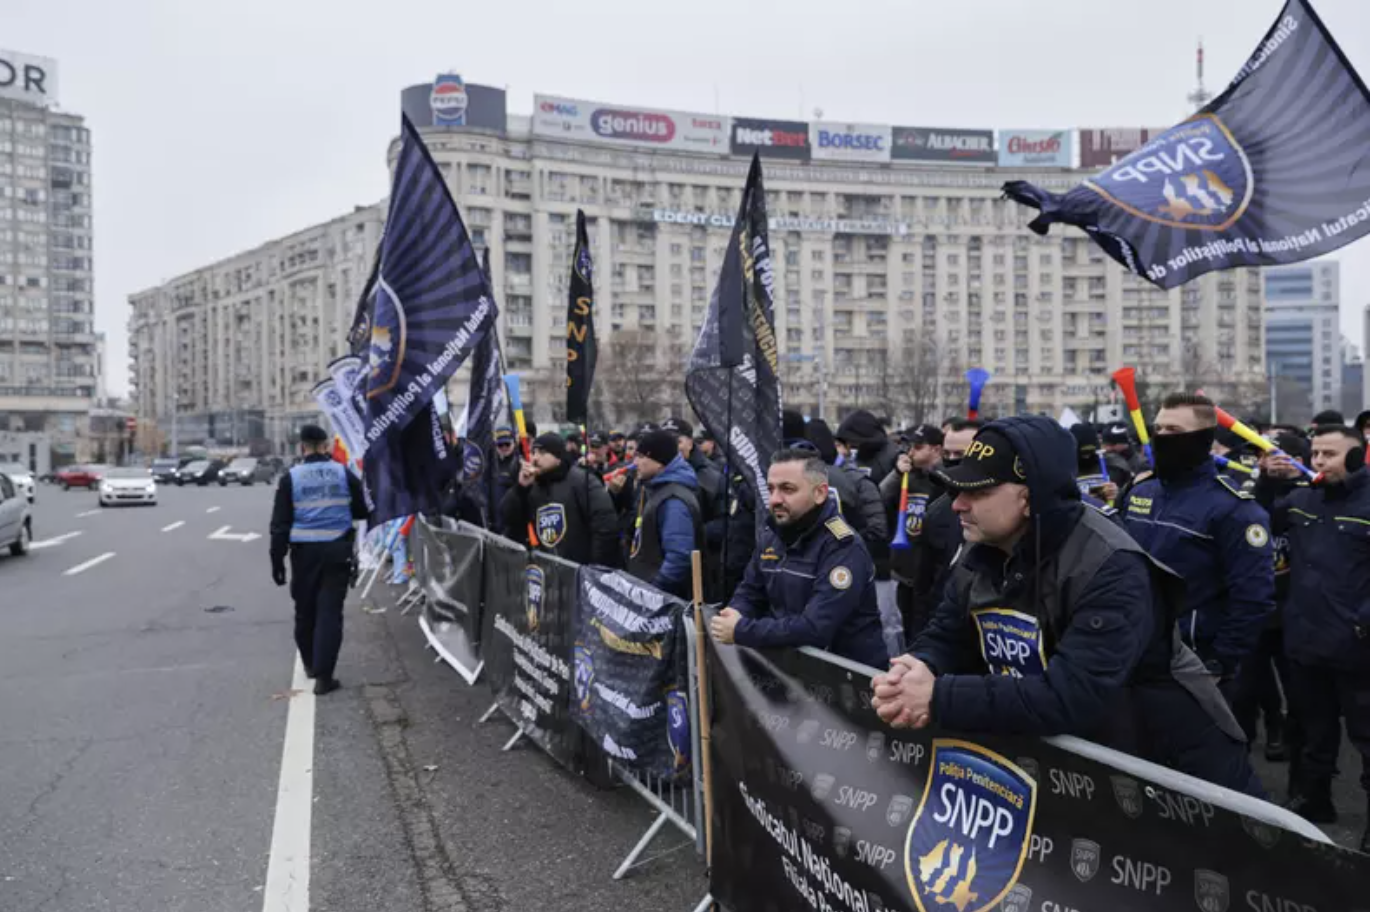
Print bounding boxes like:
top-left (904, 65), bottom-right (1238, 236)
top-left (1004, 0), bottom-right (1369, 289)
top-left (565, 209), bottom-right (597, 427)
top-left (684, 153), bottom-right (782, 530)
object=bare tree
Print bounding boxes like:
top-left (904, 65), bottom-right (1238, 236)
top-left (874, 337), bottom-right (945, 426)
top-left (598, 329), bottom-right (676, 425)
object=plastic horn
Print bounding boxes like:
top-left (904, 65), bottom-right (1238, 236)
top-left (1214, 406), bottom-right (1318, 481)
top-left (965, 367), bottom-right (990, 420)
top-left (1110, 366), bottom-right (1153, 467)
top-left (890, 471), bottom-right (911, 550)
top-left (502, 373), bottom-right (540, 547)
top-left (1213, 453), bottom-right (1259, 479)
top-left (1096, 451), bottom-right (1109, 483)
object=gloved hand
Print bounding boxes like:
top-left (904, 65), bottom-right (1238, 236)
top-left (272, 564), bottom-right (287, 586)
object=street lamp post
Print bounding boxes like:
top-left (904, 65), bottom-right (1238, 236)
top-left (171, 392), bottom-right (179, 458)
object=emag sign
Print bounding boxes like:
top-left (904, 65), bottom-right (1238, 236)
top-left (892, 126), bottom-right (996, 164)
top-left (810, 122), bottom-right (891, 163)
top-left (531, 93), bottom-right (730, 153)
top-left (731, 117), bottom-right (810, 161)
top-left (999, 129), bottom-right (1074, 168)
top-left (648, 208), bottom-right (910, 236)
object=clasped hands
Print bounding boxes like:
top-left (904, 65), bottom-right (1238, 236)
top-left (870, 655), bottom-right (937, 730)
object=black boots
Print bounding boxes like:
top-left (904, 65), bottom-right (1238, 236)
top-left (1264, 715), bottom-right (1289, 762)
top-left (1284, 792), bottom-right (1337, 824)
top-left (314, 677), bottom-right (341, 696)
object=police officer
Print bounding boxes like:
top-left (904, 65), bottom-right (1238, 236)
top-left (269, 424), bottom-right (367, 696)
top-left (784, 411), bottom-right (887, 562)
top-left (709, 449), bottom-right (887, 668)
top-left (1122, 393), bottom-right (1275, 698)
top-left (626, 429), bottom-right (702, 599)
top-left (1258, 425), bottom-right (1369, 826)
top-left (870, 417), bottom-right (1261, 795)
top-left (501, 432), bottom-right (620, 567)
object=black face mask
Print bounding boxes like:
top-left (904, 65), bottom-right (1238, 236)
top-left (942, 456), bottom-right (962, 469)
top-left (1152, 428), bottom-right (1214, 480)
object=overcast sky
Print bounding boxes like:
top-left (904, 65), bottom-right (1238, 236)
top-left (8, 0), bottom-right (1370, 397)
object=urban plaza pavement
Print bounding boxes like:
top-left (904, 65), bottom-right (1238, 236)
top-left (0, 482), bottom-right (1361, 911)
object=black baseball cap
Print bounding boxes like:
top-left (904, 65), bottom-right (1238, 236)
top-left (1101, 423), bottom-right (1131, 445)
top-left (662, 417), bottom-right (694, 438)
top-left (907, 424), bottom-right (945, 448)
top-left (300, 424), bottom-right (330, 443)
top-left (494, 425), bottom-right (514, 442)
top-left (531, 432), bottom-right (565, 455)
top-left (589, 432), bottom-right (608, 447)
top-left (933, 429), bottom-right (1027, 491)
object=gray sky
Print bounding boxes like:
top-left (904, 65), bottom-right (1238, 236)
top-left (9, 0), bottom-right (1371, 397)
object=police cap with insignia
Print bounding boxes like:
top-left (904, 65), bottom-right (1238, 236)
top-left (933, 428), bottom-right (1027, 490)
top-left (494, 425), bottom-right (515, 442)
top-left (299, 423), bottom-right (330, 444)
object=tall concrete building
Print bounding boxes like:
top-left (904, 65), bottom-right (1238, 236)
top-left (0, 51), bottom-right (98, 464)
top-left (1264, 261), bottom-right (1342, 422)
top-left (129, 78), bottom-right (1268, 442)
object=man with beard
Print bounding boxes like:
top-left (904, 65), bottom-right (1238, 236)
top-left (709, 449), bottom-right (887, 669)
top-left (500, 432), bottom-right (620, 567)
top-left (871, 418), bottom-right (1261, 795)
top-left (904, 419), bottom-right (982, 640)
top-left (662, 417), bottom-right (727, 600)
top-left (626, 429), bottom-right (702, 599)
top-left (1122, 393), bottom-right (1275, 704)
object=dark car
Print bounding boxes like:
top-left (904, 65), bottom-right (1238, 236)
top-left (150, 457), bottom-right (182, 483)
top-left (56, 465), bottom-right (106, 490)
top-left (218, 457), bottom-right (274, 486)
top-left (175, 459), bottom-right (225, 486)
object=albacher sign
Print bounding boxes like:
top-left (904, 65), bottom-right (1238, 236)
top-left (647, 208), bottom-right (909, 236)
top-left (891, 126), bottom-right (996, 164)
top-left (532, 93), bottom-right (730, 153)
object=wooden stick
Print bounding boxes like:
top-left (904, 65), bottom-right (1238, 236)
top-left (691, 549), bottom-right (714, 869)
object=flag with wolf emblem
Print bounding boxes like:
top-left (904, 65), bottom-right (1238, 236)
top-left (1003, 0), bottom-right (1369, 289)
top-left (684, 154), bottom-right (781, 530)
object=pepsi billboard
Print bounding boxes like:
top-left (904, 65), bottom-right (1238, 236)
top-left (891, 126), bottom-right (996, 164)
top-left (730, 117), bottom-right (810, 161)
top-left (400, 78), bottom-right (508, 133)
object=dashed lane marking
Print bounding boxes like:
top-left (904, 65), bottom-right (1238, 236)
top-left (63, 552), bottom-right (115, 576)
top-left (75, 509), bottom-right (101, 518)
top-left (206, 506), bottom-right (221, 514)
top-left (29, 531), bottom-right (83, 550)
top-left (161, 521), bottom-right (185, 532)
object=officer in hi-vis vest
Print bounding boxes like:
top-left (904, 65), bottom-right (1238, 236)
top-left (269, 424), bottom-right (367, 695)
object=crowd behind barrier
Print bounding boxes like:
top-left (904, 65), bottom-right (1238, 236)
top-left (397, 515), bottom-right (1364, 912)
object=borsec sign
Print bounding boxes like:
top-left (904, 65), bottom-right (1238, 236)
top-left (0, 50), bottom-right (58, 108)
top-left (810, 122), bottom-right (892, 163)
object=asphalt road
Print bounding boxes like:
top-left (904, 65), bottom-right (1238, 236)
top-left (0, 481), bottom-right (705, 912)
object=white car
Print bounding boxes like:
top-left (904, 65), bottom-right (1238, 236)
top-left (98, 467), bottom-right (158, 507)
top-left (0, 462), bottom-right (34, 503)
top-left (0, 471), bottom-right (31, 556)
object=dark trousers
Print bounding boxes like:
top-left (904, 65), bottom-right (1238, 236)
top-left (1289, 661), bottom-right (1370, 799)
top-left (290, 544), bottom-right (351, 680)
top-left (1231, 627), bottom-right (1290, 742)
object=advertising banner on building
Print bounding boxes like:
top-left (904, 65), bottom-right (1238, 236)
top-left (571, 567), bottom-right (691, 778)
top-left (706, 628), bottom-right (1365, 912)
top-left (809, 122), bottom-right (892, 163)
top-left (998, 129), bottom-right (1074, 168)
top-left (531, 94), bottom-right (730, 153)
top-left (1078, 128), bottom-right (1167, 169)
top-left (891, 126), bottom-right (997, 164)
top-left (400, 79), bottom-right (508, 133)
top-left (414, 518), bottom-right (485, 684)
top-left (730, 117), bottom-right (811, 160)
top-left (484, 538), bottom-right (581, 771)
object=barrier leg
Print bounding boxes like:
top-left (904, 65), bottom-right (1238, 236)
top-left (612, 811), bottom-right (670, 880)
top-left (478, 701), bottom-right (502, 724)
top-left (500, 729), bottom-right (525, 751)
top-left (690, 895), bottom-right (714, 912)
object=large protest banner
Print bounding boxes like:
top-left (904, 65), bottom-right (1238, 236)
top-left (571, 567), bottom-right (692, 778)
top-left (414, 517), bottom-right (485, 683)
top-left (707, 633), bottom-right (1365, 912)
top-left (485, 543), bottom-right (581, 770)
top-left (1004, 0), bottom-right (1369, 289)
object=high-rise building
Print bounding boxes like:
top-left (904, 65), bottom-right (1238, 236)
top-left (1264, 261), bottom-right (1342, 422)
top-left (130, 80), bottom-right (1269, 442)
top-left (0, 51), bottom-right (98, 462)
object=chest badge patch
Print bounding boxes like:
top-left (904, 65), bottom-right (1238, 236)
top-left (971, 608), bottom-right (1048, 678)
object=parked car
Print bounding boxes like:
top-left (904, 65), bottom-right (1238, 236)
top-left (0, 462), bottom-right (34, 503)
top-left (98, 467), bottom-right (158, 507)
top-left (56, 465), bottom-right (106, 490)
top-left (175, 459), bottom-right (225, 486)
top-left (0, 469), bottom-right (32, 556)
top-left (218, 457), bottom-right (275, 486)
top-left (150, 457), bottom-right (182, 484)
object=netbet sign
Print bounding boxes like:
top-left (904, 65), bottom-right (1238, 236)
top-left (730, 117), bottom-right (810, 160)
top-left (0, 50), bottom-right (57, 108)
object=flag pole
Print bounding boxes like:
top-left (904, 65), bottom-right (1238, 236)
top-left (691, 549), bottom-right (714, 871)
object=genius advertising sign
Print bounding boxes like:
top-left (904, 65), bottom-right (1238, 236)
top-left (532, 94), bottom-right (730, 153)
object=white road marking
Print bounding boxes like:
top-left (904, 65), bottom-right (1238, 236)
top-left (75, 509), bottom-right (102, 518)
top-left (206, 506), bottom-right (221, 514)
top-left (63, 552), bottom-right (115, 576)
top-left (161, 520), bottom-right (186, 532)
top-left (261, 656), bottom-right (314, 912)
top-left (29, 531), bottom-right (83, 550)
top-left (209, 525), bottom-right (262, 543)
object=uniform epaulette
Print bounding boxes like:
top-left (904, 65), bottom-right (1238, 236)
top-left (825, 517), bottom-right (855, 541)
top-left (1215, 474), bottom-right (1254, 499)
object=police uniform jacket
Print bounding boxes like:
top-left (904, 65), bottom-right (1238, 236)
top-left (729, 497), bottom-right (886, 668)
top-left (269, 454), bottom-right (368, 571)
top-left (499, 457), bottom-right (620, 567)
top-left (1260, 467), bottom-right (1369, 669)
top-left (1122, 461), bottom-right (1275, 672)
top-left (909, 418), bottom-right (1245, 758)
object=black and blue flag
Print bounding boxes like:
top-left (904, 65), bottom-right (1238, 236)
top-left (565, 210), bottom-right (597, 426)
top-left (1004, 0), bottom-right (1369, 289)
top-left (461, 246), bottom-right (512, 528)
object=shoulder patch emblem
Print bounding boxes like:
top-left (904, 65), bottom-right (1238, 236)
top-left (1245, 524), bottom-right (1269, 548)
top-left (829, 566), bottom-right (853, 590)
top-left (1215, 475), bottom-right (1254, 499)
top-left (825, 517), bottom-right (855, 541)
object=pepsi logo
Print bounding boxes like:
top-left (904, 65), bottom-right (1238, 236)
top-left (592, 108), bottom-right (675, 143)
